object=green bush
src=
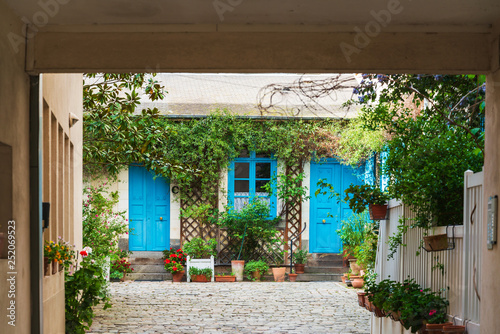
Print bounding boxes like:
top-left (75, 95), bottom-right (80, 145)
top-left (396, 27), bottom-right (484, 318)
top-left (65, 256), bottom-right (111, 334)
top-left (218, 199), bottom-right (282, 262)
top-left (188, 267), bottom-right (213, 280)
top-left (244, 260), bottom-right (269, 280)
top-left (183, 237), bottom-right (217, 259)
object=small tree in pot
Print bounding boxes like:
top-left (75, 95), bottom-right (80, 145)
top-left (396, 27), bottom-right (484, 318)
top-left (293, 249), bottom-right (308, 274)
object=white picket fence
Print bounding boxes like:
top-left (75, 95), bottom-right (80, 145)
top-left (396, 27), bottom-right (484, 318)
top-left (372, 170), bottom-right (483, 334)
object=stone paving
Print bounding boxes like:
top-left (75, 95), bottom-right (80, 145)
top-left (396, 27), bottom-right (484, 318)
top-left (88, 281), bottom-right (371, 334)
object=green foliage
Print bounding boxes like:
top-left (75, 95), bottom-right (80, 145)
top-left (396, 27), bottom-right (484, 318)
top-left (65, 257), bottom-right (111, 334)
top-left (264, 172), bottom-right (310, 216)
top-left (336, 212), bottom-right (371, 248)
top-left (188, 267), bottom-right (213, 279)
top-left (387, 218), bottom-right (409, 259)
top-left (183, 237), bottom-right (217, 259)
top-left (111, 258), bottom-right (133, 274)
top-left (353, 224), bottom-right (378, 270)
top-left (244, 260), bottom-right (270, 280)
top-left (343, 184), bottom-right (390, 213)
top-left (82, 182), bottom-right (130, 261)
top-left (218, 199), bottom-right (282, 261)
top-left (293, 249), bottom-right (309, 264)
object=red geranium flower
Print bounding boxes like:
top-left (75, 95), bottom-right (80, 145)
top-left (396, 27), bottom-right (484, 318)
top-left (80, 250), bottom-right (88, 257)
top-left (173, 267), bottom-right (177, 271)
top-left (164, 259), bottom-right (170, 264)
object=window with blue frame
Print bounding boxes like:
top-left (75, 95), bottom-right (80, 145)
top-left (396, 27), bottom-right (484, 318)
top-left (228, 150), bottom-right (277, 216)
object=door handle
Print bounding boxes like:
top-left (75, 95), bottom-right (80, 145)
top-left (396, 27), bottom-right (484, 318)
top-left (322, 219), bottom-right (326, 223)
top-left (160, 217), bottom-right (163, 221)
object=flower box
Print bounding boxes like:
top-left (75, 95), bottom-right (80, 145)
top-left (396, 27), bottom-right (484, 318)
top-left (215, 275), bottom-right (236, 282)
top-left (191, 274), bottom-right (211, 282)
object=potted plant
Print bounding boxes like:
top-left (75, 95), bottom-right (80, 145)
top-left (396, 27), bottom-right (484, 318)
top-left (189, 267), bottom-right (213, 282)
top-left (44, 240), bottom-right (61, 275)
top-left (183, 238), bottom-right (216, 282)
top-left (215, 272), bottom-right (236, 282)
top-left (57, 237), bottom-right (76, 272)
top-left (344, 184), bottom-right (390, 220)
top-left (244, 260), bottom-right (269, 281)
top-left (288, 269), bottom-right (298, 282)
top-left (111, 258), bottom-right (134, 282)
top-left (163, 247), bottom-right (187, 282)
top-left (337, 212), bottom-right (371, 267)
top-left (293, 249), bottom-right (308, 274)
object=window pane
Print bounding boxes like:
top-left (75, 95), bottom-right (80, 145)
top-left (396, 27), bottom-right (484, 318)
top-left (256, 180), bottom-right (270, 193)
top-left (235, 180), bottom-right (249, 192)
top-left (255, 163), bottom-right (271, 178)
top-left (255, 151), bottom-right (271, 158)
top-left (235, 162), bottom-right (249, 178)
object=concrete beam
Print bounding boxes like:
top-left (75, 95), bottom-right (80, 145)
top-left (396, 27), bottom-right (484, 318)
top-left (27, 30), bottom-right (491, 74)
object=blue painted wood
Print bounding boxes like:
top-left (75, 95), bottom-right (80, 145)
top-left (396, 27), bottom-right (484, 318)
top-left (310, 160), bottom-right (364, 253)
top-left (129, 166), bottom-right (170, 251)
top-left (228, 152), bottom-right (277, 216)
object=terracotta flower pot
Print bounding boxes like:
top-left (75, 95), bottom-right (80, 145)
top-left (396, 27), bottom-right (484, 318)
top-left (289, 273), bottom-right (298, 282)
top-left (52, 260), bottom-right (58, 275)
top-left (342, 247), bottom-right (355, 267)
top-left (252, 270), bottom-right (262, 281)
top-left (369, 204), bottom-right (388, 220)
top-left (215, 275), bottom-right (236, 282)
top-left (352, 278), bottom-right (364, 288)
top-left (44, 257), bottom-right (50, 276)
top-left (341, 274), bottom-right (347, 284)
top-left (348, 259), bottom-right (362, 275)
top-left (272, 267), bottom-right (286, 282)
top-left (424, 322), bottom-right (453, 334)
top-left (373, 305), bottom-right (384, 317)
top-left (442, 325), bottom-right (466, 334)
top-left (294, 263), bottom-right (305, 274)
top-left (357, 291), bottom-right (366, 307)
top-left (231, 260), bottom-right (245, 282)
top-left (172, 270), bottom-right (185, 283)
top-left (120, 272), bottom-right (126, 282)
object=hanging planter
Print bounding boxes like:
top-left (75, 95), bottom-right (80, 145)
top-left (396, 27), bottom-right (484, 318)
top-left (44, 257), bottom-right (51, 276)
top-left (424, 322), bottom-right (453, 333)
top-left (357, 291), bottom-right (366, 307)
top-left (369, 204), bottom-right (388, 220)
top-left (423, 234), bottom-right (449, 251)
top-left (442, 325), bottom-right (466, 334)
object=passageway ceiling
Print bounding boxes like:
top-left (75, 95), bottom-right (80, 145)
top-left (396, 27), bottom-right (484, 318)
top-left (4, 0), bottom-right (500, 73)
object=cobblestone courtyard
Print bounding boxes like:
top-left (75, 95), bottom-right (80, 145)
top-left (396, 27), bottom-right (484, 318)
top-left (88, 281), bottom-right (371, 334)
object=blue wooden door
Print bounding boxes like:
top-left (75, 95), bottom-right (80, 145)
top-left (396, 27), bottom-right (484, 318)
top-left (129, 166), bottom-right (170, 251)
top-left (310, 160), bottom-right (364, 253)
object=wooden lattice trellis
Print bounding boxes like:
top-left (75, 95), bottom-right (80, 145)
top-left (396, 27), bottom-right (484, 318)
top-left (180, 170), bottom-right (294, 266)
top-left (284, 164), bottom-right (303, 264)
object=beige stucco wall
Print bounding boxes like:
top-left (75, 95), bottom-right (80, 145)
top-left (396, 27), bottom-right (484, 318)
top-left (41, 73), bottom-right (83, 334)
top-left (0, 2), bottom-right (31, 333)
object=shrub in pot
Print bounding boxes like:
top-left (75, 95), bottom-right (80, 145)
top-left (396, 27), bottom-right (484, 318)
top-left (244, 260), bottom-right (269, 281)
top-left (183, 238), bottom-right (217, 259)
top-left (343, 184), bottom-right (390, 218)
top-left (293, 249), bottom-right (308, 274)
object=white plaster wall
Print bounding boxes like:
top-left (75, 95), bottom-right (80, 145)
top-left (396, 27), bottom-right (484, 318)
top-left (301, 161), bottom-right (311, 248)
top-left (170, 182), bottom-right (181, 241)
top-left (116, 169), bottom-right (129, 222)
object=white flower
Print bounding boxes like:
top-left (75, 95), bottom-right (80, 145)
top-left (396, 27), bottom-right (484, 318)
top-left (83, 246), bottom-right (93, 254)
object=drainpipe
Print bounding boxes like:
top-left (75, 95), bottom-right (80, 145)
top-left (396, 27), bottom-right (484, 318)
top-left (29, 75), bottom-right (43, 334)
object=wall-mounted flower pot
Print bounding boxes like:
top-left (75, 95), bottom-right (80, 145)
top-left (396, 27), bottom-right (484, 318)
top-left (423, 234), bottom-right (449, 251)
top-left (44, 257), bottom-right (50, 276)
top-left (294, 263), bottom-right (305, 274)
top-left (424, 322), bottom-right (453, 334)
top-left (442, 325), bottom-right (466, 333)
top-left (231, 260), bottom-right (245, 282)
top-left (272, 267), bottom-right (286, 282)
top-left (369, 204), bottom-right (388, 220)
top-left (215, 275), bottom-right (236, 282)
top-left (289, 273), bottom-right (298, 282)
top-left (52, 260), bottom-right (58, 275)
top-left (357, 291), bottom-right (366, 307)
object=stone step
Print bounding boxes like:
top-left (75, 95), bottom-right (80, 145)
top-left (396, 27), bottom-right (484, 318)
top-left (131, 264), bottom-right (167, 273)
top-left (130, 257), bottom-right (165, 265)
top-left (296, 273), bottom-right (343, 282)
top-left (304, 266), bottom-right (347, 274)
top-left (307, 253), bottom-right (344, 267)
top-left (127, 272), bottom-right (171, 281)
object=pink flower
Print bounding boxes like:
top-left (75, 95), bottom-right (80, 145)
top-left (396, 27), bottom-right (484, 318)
top-left (429, 309), bottom-right (437, 316)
